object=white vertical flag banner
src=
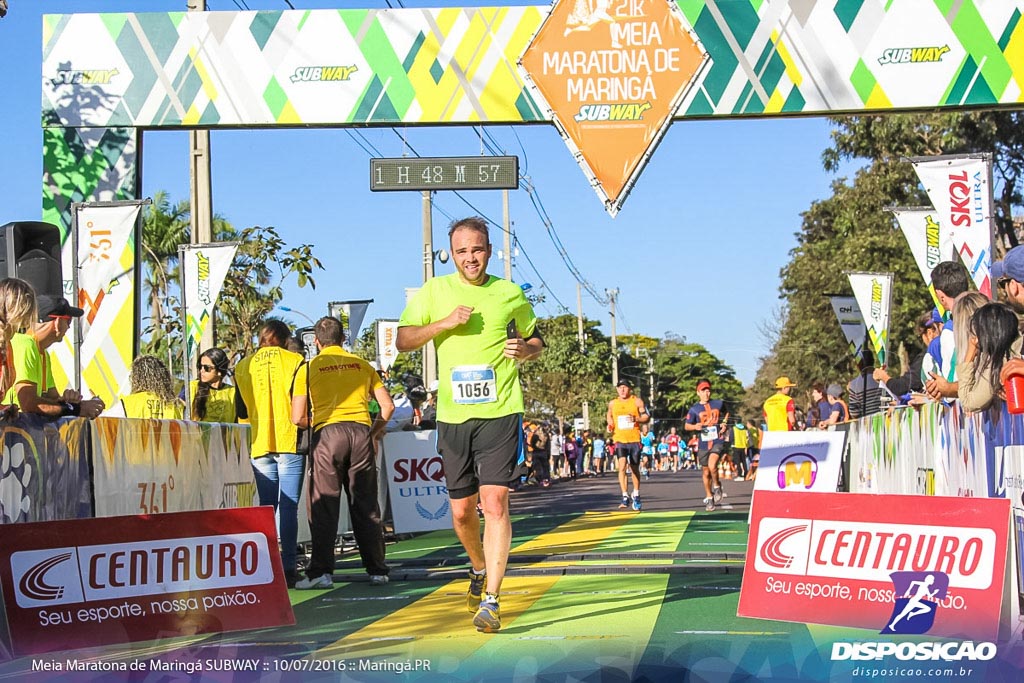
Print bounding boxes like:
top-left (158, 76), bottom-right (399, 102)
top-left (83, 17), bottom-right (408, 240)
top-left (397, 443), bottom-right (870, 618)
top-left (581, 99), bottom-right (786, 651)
top-left (55, 202), bottom-right (143, 406)
top-left (328, 300), bottom-right (373, 351)
top-left (890, 207), bottom-right (953, 313)
top-left (376, 320), bottom-right (399, 372)
top-left (182, 243), bottom-right (238, 370)
top-left (829, 296), bottom-right (866, 360)
top-left (910, 155), bottom-right (994, 296)
top-left (847, 272), bottom-right (893, 367)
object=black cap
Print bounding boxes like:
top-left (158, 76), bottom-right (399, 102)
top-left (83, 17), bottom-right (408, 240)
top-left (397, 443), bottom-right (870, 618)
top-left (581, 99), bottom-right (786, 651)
top-left (616, 379), bottom-right (630, 387)
top-left (37, 295), bottom-right (84, 321)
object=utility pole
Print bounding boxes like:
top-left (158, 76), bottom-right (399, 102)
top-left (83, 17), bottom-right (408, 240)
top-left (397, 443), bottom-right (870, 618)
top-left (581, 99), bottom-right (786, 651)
top-left (606, 288), bottom-right (618, 386)
top-left (576, 283), bottom-right (585, 352)
top-left (188, 0), bottom-right (215, 351)
top-left (648, 354), bottom-right (655, 406)
top-left (503, 190), bottom-right (512, 281)
top-left (421, 191), bottom-right (437, 389)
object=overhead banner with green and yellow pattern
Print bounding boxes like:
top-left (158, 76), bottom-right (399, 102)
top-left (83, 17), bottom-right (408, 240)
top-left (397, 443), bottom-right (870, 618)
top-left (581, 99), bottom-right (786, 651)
top-left (42, 2), bottom-right (1024, 216)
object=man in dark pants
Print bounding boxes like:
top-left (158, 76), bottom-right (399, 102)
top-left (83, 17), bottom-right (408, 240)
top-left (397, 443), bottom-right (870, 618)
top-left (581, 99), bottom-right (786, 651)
top-left (291, 316), bottom-right (395, 589)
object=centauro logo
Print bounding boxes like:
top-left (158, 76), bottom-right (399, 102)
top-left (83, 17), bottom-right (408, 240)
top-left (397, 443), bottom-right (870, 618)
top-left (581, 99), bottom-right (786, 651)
top-left (290, 66), bottom-right (358, 83)
top-left (878, 45), bottom-right (950, 65)
top-left (925, 215), bottom-right (941, 268)
top-left (574, 102), bottom-right (652, 122)
top-left (52, 68), bottom-right (119, 86)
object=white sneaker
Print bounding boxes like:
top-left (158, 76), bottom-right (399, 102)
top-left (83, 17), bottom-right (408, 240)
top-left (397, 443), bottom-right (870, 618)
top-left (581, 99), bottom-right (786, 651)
top-left (370, 574), bottom-right (389, 586)
top-left (295, 574), bottom-right (333, 589)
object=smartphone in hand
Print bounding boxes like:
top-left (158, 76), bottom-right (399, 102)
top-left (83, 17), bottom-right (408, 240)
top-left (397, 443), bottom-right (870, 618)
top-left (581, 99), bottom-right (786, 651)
top-left (506, 319), bottom-right (519, 340)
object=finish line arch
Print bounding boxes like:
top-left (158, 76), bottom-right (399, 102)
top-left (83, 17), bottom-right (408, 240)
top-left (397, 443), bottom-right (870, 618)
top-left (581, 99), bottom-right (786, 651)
top-left (41, 1), bottom-right (1024, 402)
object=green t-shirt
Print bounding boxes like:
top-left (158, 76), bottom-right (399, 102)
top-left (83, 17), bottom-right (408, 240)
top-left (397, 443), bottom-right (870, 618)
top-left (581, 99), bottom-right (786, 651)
top-left (5, 333), bottom-right (55, 406)
top-left (399, 273), bottom-right (537, 424)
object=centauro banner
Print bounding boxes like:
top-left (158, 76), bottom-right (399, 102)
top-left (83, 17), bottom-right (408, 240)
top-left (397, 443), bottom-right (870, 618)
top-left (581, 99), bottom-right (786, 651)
top-left (847, 272), bottom-right (893, 367)
top-left (890, 207), bottom-right (954, 312)
top-left (828, 296), bottom-right (866, 361)
top-left (181, 242), bottom-right (238, 373)
top-left (53, 202), bottom-right (142, 408)
top-left (911, 155), bottom-right (994, 297)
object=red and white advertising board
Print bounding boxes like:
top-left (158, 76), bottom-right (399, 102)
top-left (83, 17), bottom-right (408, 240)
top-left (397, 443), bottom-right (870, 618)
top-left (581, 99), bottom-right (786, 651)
top-left (0, 507), bottom-right (294, 656)
top-left (384, 430), bottom-right (451, 534)
top-left (739, 490), bottom-right (1009, 640)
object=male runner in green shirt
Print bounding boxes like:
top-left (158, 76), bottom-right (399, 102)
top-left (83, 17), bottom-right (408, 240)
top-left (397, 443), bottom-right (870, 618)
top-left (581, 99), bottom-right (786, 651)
top-left (397, 216), bottom-right (544, 633)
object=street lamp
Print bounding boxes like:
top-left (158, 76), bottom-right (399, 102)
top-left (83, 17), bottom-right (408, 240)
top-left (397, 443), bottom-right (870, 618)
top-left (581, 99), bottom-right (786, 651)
top-left (278, 305), bottom-right (317, 326)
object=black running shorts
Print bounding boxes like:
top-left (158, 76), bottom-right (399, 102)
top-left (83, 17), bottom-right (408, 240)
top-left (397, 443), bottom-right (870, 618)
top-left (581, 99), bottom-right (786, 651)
top-left (436, 415), bottom-right (523, 499)
top-left (615, 441), bottom-right (642, 466)
top-left (697, 443), bottom-right (726, 468)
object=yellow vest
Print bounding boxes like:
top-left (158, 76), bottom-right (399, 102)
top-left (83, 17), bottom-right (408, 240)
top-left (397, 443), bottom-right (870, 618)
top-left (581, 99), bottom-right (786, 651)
top-left (188, 380), bottom-right (237, 423)
top-left (763, 392), bottom-right (793, 431)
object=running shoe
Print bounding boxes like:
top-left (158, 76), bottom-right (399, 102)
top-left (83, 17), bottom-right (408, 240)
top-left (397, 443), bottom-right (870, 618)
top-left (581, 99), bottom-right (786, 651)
top-left (467, 569), bottom-right (486, 613)
top-left (703, 497), bottom-right (715, 512)
top-left (713, 485), bottom-right (724, 503)
top-left (632, 494), bottom-right (642, 511)
top-left (369, 574), bottom-right (389, 586)
top-left (473, 599), bottom-right (501, 633)
top-left (295, 574), bottom-right (333, 590)
top-left (619, 495), bottom-right (630, 509)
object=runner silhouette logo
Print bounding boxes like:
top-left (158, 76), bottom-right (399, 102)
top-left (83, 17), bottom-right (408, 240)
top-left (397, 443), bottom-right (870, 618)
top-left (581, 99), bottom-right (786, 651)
top-left (881, 571), bottom-right (949, 635)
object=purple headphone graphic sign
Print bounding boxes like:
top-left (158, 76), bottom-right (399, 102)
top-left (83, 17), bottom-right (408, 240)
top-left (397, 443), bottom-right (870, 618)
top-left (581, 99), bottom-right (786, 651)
top-left (755, 431), bottom-right (846, 494)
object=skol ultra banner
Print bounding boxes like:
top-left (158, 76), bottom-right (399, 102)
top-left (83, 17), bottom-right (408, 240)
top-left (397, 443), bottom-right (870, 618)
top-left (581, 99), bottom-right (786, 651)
top-left (328, 300), bottom-right (373, 352)
top-left (181, 242), bottom-right (238, 372)
top-left (52, 202), bottom-right (142, 407)
top-left (891, 207), bottom-right (954, 312)
top-left (519, 0), bottom-right (709, 215)
top-left (829, 296), bottom-right (866, 360)
top-left (847, 272), bottom-right (893, 366)
top-left (911, 155), bottom-right (994, 297)
top-left (377, 319), bottom-right (399, 372)
top-left (383, 430), bottom-right (450, 534)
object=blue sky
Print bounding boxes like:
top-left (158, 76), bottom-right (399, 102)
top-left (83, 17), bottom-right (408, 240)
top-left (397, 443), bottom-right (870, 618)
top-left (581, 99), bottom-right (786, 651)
top-left (0, 0), bottom-right (854, 385)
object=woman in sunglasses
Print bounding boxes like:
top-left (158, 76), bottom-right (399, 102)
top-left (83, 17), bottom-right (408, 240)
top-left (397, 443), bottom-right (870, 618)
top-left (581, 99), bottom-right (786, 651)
top-left (188, 347), bottom-right (236, 423)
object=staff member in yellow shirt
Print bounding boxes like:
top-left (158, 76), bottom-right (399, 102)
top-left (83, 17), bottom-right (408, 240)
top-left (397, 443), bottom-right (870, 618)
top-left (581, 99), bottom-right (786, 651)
top-left (763, 376), bottom-right (797, 432)
top-left (291, 316), bottom-right (394, 589)
top-left (120, 355), bottom-right (184, 419)
top-left (235, 320), bottom-right (305, 587)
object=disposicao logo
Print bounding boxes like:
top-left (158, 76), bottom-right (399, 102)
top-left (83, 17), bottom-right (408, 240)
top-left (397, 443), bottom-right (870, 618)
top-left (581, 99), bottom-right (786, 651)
top-left (830, 570), bottom-right (997, 663)
top-left (878, 45), bottom-right (950, 65)
top-left (882, 571), bottom-right (948, 635)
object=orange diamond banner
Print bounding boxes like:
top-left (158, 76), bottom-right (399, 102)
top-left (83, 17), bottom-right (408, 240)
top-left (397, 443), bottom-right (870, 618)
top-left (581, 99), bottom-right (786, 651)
top-left (520, 0), bottom-right (709, 216)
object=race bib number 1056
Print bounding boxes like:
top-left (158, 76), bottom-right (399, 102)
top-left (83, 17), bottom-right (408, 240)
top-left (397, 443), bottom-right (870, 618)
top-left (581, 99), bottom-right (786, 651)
top-left (451, 365), bottom-right (498, 404)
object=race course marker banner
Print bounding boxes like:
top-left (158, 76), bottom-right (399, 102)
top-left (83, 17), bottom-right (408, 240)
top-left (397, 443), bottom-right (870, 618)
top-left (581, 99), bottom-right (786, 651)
top-left (0, 507), bottom-right (294, 656)
top-left (739, 491), bottom-right (1009, 640)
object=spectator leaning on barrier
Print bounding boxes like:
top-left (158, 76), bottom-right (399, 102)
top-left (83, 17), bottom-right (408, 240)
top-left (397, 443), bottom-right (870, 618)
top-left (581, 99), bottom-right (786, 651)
top-left (234, 319), bottom-right (305, 588)
top-left (923, 261), bottom-right (971, 397)
top-left (873, 310), bottom-right (942, 399)
top-left (291, 316), bottom-right (394, 589)
top-left (5, 295), bottom-right (104, 419)
top-left (959, 302), bottom-right (1021, 413)
top-left (927, 291), bottom-right (987, 402)
top-left (994, 247), bottom-right (1024, 387)
top-left (822, 384), bottom-right (849, 426)
top-left (0, 278), bottom-right (38, 410)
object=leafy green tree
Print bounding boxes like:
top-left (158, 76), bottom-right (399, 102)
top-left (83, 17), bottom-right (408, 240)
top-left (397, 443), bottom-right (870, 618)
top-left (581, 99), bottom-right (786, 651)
top-left (746, 112), bottom-right (1024, 418)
